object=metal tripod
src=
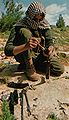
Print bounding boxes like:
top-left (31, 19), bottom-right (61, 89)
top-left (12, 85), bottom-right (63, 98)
top-left (8, 82), bottom-right (31, 120)
top-left (20, 89), bottom-right (31, 120)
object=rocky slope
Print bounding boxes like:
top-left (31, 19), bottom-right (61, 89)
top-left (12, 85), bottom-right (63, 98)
top-left (0, 27), bottom-right (69, 120)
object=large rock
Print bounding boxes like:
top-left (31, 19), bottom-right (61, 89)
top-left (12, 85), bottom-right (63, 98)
top-left (57, 51), bottom-right (69, 57)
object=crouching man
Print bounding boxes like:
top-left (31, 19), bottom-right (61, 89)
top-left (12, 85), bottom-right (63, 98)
top-left (4, 2), bottom-right (64, 81)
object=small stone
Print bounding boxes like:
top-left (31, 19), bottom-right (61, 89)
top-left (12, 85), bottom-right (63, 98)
top-left (0, 56), bottom-right (2, 60)
top-left (3, 60), bottom-right (10, 64)
top-left (0, 77), bottom-right (6, 84)
top-left (0, 65), bottom-right (6, 72)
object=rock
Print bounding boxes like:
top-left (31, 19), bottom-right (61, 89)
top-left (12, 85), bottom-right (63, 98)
top-left (3, 60), bottom-right (10, 64)
top-left (1, 52), bottom-right (5, 57)
top-left (0, 77), bottom-right (7, 84)
top-left (57, 51), bottom-right (69, 57)
top-left (0, 65), bottom-right (6, 72)
top-left (0, 56), bottom-right (2, 60)
top-left (64, 75), bottom-right (69, 79)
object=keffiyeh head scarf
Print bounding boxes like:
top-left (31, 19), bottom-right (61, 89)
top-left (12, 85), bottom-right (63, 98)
top-left (17, 2), bottom-right (50, 30)
top-left (26, 1), bottom-right (46, 19)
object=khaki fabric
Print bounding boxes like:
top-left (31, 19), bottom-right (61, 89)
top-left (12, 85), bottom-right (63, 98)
top-left (4, 27), bottom-right (64, 76)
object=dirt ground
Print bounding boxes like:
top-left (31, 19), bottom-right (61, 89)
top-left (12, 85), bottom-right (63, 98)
top-left (0, 64), bottom-right (69, 120)
top-left (0, 37), bottom-right (69, 120)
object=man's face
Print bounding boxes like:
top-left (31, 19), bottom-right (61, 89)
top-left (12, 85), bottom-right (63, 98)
top-left (33, 14), bottom-right (45, 22)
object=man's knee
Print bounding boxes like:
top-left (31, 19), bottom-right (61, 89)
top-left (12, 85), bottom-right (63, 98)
top-left (50, 57), bottom-right (64, 76)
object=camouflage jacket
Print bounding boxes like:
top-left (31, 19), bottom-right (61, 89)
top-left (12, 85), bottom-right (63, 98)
top-left (4, 24), bottom-right (54, 57)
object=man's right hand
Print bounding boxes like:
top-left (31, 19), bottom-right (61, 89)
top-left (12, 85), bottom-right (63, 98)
top-left (25, 37), bottom-right (40, 50)
top-left (13, 37), bottom-right (40, 55)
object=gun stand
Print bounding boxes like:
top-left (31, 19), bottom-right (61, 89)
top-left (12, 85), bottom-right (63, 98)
top-left (8, 82), bottom-right (31, 120)
top-left (38, 43), bottom-right (50, 80)
top-left (45, 57), bottom-right (50, 79)
top-left (20, 89), bottom-right (31, 120)
top-left (43, 52), bottom-right (50, 80)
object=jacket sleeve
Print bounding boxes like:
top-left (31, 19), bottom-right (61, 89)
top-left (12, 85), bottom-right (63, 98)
top-left (4, 27), bottom-right (16, 56)
top-left (44, 28), bottom-right (54, 48)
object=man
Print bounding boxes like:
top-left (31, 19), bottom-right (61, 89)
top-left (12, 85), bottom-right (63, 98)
top-left (4, 1), bottom-right (64, 81)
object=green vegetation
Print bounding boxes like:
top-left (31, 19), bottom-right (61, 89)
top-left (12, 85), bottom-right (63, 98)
top-left (0, 0), bottom-right (24, 32)
top-left (1, 100), bottom-right (14, 120)
top-left (56, 14), bottom-right (65, 29)
top-left (0, 48), bottom-right (4, 52)
top-left (47, 112), bottom-right (60, 120)
top-left (51, 26), bottom-right (69, 47)
top-left (0, 31), bottom-right (10, 39)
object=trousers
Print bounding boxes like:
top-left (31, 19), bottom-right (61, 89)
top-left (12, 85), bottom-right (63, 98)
top-left (14, 50), bottom-right (64, 76)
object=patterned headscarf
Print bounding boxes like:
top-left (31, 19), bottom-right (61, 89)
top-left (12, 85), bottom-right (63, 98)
top-left (17, 2), bottom-right (50, 30)
top-left (26, 1), bottom-right (46, 19)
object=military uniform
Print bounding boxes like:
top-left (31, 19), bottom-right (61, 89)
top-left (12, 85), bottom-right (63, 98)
top-left (4, 1), bottom-right (64, 76)
top-left (4, 24), bottom-right (64, 76)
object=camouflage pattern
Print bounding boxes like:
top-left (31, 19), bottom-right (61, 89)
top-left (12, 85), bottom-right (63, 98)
top-left (4, 26), bottom-right (64, 76)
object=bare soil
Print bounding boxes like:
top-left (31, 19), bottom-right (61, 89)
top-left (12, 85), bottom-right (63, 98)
top-left (0, 37), bottom-right (69, 120)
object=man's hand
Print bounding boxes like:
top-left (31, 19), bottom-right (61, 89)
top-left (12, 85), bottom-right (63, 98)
top-left (13, 37), bottom-right (40, 55)
top-left (48, 46), bottom-right (54, 56)
top-left (25, 37), bottom-right (40, 50)
top-left (43, 45), bottom-right (54, 57)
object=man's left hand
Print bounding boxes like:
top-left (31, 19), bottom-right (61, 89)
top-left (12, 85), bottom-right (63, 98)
top-left (48, 46), bottom-right (54, 56)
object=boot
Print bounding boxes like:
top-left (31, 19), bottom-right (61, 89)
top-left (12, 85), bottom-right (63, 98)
top-left (17, 62), bottom-right (26, 72)
top-left (25, 63), bottom-right (41, 81)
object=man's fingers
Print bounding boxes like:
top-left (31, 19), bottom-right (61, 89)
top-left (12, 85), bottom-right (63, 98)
top-left (28, 40), bottom-right (38, 49)
top-left (30, 37), bottom-right (40, 44)
top-left (31, 37), bottom-right (38, 41)
top-left (30, 39), bottom-right (38, 44)
top-left (31, 42), bottom-right (38, 47)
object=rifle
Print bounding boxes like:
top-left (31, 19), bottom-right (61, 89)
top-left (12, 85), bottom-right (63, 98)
top-left (37, 42), bottom-right (50, 79)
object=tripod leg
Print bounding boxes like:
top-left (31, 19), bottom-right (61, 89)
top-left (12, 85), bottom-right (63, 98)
top-left (13, 90), bottom-right (18, 105)
top-left (24, 92), bottom-right (31, 116)
top-left (9, 92), bottom-right (14, 115)
top-left (20, 90), bottom-right (24, 120)
top-left (46, 62), bottom-right (50, 79)
top-left (45, 59), bottom-right (50, 79)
